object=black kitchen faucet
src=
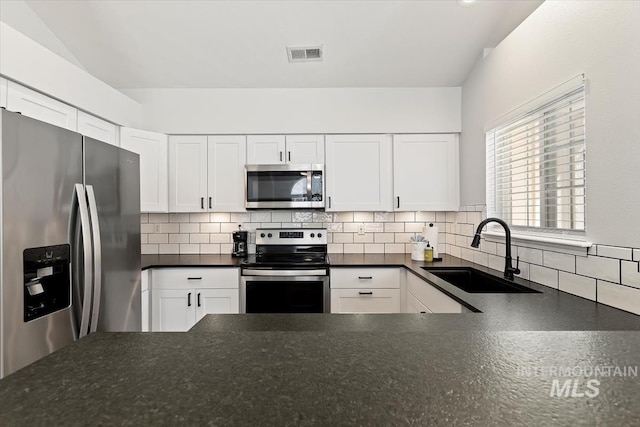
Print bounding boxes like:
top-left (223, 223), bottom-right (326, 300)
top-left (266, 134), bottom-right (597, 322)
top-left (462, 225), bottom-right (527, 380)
top-left (471, 217), bottom-right (521, 280)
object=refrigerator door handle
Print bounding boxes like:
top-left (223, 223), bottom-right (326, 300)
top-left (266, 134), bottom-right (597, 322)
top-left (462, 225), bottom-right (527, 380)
top-left (86, 185), bottom-right (102, 333)
top-left (74, 184), bottom-right (94, 339)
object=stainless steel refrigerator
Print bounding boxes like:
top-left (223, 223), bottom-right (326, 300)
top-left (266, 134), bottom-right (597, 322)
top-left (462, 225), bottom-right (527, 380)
top-left (0, 109), bottom-right (141, 378)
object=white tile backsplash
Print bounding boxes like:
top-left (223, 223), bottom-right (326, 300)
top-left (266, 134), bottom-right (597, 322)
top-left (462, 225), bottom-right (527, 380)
top-left (621, 261), bottom-right (640, 289)
top-left (189, 212), bottom-right (210, 223)
top-left (559, 272), bottom-right (596, 301)
top-left (529, 265), bottom-right (559, 289)
top-left (517, 247), bottom-right (543, 265)
top-left (542, 251), bottom-right (575, 273)
top-left (141, 205), bottom-right (640, 316)
top-left (576, 255), bottom-right (620, 283)
top-left (597, 281), bottom-right (640, 315)
top-left (596, 245), bottom-right (633, 260)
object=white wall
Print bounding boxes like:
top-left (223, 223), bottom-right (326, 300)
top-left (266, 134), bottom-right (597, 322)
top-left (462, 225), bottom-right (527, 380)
top-left (122, 87), bottom-right (461, 134)
top-left (460, 1), bottom-right (640, 247)
top-left (0, 23), bottom-right (142, 127)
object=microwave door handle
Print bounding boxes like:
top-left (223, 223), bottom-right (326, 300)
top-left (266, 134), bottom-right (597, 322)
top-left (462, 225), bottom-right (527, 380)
top-left (307, 171), bottom-right (313, 201)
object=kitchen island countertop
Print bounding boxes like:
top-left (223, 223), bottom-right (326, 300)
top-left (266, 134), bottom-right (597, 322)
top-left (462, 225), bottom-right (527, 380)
top-left (1, 329), bottom-right (639, 425)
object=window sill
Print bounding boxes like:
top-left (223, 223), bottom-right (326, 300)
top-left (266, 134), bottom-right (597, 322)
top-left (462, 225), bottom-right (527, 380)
top-left (482, 230), bottom-right (592, 257)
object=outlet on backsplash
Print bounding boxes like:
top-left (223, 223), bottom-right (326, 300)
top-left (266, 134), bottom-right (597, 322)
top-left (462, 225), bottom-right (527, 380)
top-left (357, 224), bottom-right (365, 235)
top-left (154, 224), bottom-right (161, 233)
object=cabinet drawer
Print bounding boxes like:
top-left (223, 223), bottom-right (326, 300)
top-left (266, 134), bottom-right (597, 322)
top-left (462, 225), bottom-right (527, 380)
top-left (407, 273), bottom-right (462, 313)
top-left (330, 268), bottom-right (400, 289)
top-left (152, 268), bottom-right (239, 290)
top-left (406, 291), bottom-right (432, 314)
top-left (330, 288), bottom-right (400, 313)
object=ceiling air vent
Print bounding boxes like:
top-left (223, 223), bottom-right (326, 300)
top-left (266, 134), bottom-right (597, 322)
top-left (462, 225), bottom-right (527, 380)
top-left (287, 45), bottom-right (323, 62)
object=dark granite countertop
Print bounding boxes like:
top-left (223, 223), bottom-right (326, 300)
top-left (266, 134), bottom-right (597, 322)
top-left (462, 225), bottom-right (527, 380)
top-left (142, 254), bottom-right (244, 269)
top-left (3, 251), bottom-right (640, 424)
top-left (2, 331), bottom-right (639, 425)
top-left (144, 252), bottom-right (640, 330)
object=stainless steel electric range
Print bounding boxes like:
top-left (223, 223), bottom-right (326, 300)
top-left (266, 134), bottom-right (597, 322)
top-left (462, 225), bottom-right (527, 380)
top-left (240, 228), bottom-right (330, 313)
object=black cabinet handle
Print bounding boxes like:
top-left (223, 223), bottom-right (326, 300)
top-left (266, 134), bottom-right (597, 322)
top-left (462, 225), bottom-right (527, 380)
top-left (288, 151), bottom-right (291, 162)
top-left (187, 292), bottom-right (192, 307)
top-left (209, 197), bottom-right (212, 209)
top-left (187, 277), bottom-right (202, 280)
top-left (279, 151), bottom-right (283, 162)
top-left (328, 196), bottom-right (331, 209)
top-left (359, 291), bottom-right (373, 295)
top-left (358, 276), bottom-right (373, 280)
top-left (397, 196), bottom-right (400, 209)
top-left (201, 197), bottom-right (204, 209)
top-left (197, 293), bottom-right (201, 307)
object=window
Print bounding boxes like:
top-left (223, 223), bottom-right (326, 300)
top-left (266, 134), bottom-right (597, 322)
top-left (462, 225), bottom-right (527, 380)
top-left (486, 78), bottom-right (586, 235)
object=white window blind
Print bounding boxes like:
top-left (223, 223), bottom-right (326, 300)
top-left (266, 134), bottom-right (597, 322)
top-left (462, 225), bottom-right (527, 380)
top-left (486, 80), bottom-right (586, 234)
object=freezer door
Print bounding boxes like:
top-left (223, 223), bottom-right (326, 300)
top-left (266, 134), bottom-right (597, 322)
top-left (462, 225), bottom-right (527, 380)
top-left (84, 137), bottom-right (141, 332)
top-left (1, 110), bottom-right (81, 378)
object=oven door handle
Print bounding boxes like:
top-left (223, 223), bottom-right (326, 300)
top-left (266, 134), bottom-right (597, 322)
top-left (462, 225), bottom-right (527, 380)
top-left (242, 269), bottom-right (327, 277)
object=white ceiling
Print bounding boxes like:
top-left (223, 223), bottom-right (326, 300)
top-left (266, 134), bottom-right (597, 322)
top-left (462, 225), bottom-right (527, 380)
top-left (21, 0), bottom-right (543, 89)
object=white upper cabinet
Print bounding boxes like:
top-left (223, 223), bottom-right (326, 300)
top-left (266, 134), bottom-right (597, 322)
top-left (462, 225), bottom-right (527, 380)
top-left (169, 135), bottom-right (246, 212)
top-left (77, 111), bottom-right (119, 146)
top-left (393, 134), bottom-right (459, 211)
top-left (120, 127), bottom-right (169, 212)
top-left (247, 134), bottom-right (324, 164)
top-left (285, 135), bottom-right (325, 164)
top-left (247, 135), bottom-right (286, 164)
top-left (169, 135), bottom-right (209, 212)
top-left (0, 77), bottom-right (7, 109)
top-left (207, 136), bottom-right (247, 212)
top-left (325, 134), bottom-right (393, 211)
top-left (6, 81), bottom-right (77, 131)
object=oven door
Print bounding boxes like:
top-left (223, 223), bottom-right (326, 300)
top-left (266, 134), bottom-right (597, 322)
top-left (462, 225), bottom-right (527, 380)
top-left (245, 164), bottom-right (324, 209)
top-left (241, 269), bottom-right (330, 313)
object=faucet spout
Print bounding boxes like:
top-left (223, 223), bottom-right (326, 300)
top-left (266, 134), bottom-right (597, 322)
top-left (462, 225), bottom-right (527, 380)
top-left (470, 217), bottom-right (520, 280)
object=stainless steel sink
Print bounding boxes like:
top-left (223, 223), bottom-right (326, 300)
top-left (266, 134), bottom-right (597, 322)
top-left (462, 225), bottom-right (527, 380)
top-left (422, 267), bottom-right (541, 294)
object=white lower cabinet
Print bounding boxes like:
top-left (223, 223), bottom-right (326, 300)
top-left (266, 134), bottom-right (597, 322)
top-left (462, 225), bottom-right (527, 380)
top-left (406, 271), bottom-right (462, 313)
top-left (141, 269), bottom-right (150, 332)
top-left (330, 267), bottom-right (401, 313)
top-left (150, 268), bottom-right (239, 331)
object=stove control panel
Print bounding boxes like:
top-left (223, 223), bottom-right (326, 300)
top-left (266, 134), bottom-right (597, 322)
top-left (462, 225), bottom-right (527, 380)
top-left (256, 228), bottom-right (327, 245)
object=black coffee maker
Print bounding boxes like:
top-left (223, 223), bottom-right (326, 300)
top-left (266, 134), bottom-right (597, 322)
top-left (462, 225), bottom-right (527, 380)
top-left (232, 226), bottom-right (248, 257)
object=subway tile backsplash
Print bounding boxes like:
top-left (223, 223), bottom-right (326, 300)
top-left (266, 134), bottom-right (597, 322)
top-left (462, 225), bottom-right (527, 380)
top-left (141, 205), bottom-right (640, 315)
top-left (141, 210), bottom-right (448, 256)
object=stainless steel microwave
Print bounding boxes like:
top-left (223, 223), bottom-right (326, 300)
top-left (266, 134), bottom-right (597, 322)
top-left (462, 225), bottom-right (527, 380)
top-left (245, 164), bottom-right (324, 209)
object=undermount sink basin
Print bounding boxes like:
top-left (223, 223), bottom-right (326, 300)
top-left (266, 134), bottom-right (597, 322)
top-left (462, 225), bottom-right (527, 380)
top-left (422, 267), bottom-right (541, 294)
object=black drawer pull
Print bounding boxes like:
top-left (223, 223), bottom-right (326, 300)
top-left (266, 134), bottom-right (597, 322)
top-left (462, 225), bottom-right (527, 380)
top-left (358, 276), bottom-right (373, 280)
top-left (187, 277), bottom-right (202, 280)
top-left (359, 291), bottom-right (373, 295)
top-left (420, 311), bottom-right (427, 314)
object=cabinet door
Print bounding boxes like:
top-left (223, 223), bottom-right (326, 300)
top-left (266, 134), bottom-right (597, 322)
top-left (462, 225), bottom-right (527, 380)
top-left (330, 288), bottom-right (400, 313)
top-left (0, 77), bottom-right (7, 109)
top-left (285, 135), bottom-right (324, 164)
top-left (406, 291), bottom-right (432, 314)
top-left (120, 127), bottom-right (168, 212)
top-left (169, 135), bottom-right (208, 212)
top-left (406, 272), bottom-right (462, 313)
top-left (195, 288), bottom-right (240, 323)
top-left (208, 136), bottom-right (247, 212)
top-left (247, 135), bottom-right (286, 164)
top-left (141, 270), bottom-right (150, 332)
top-left (77, 111), bottom-right (119, 146)
top-left (6, 81), bottom-right (77, 131)
top-left (151, 289), bottom-right (196, 332)
top-left (325, 135), bottom-right (393, 211)
top-left (393, 134), bottom-right (459, 211)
